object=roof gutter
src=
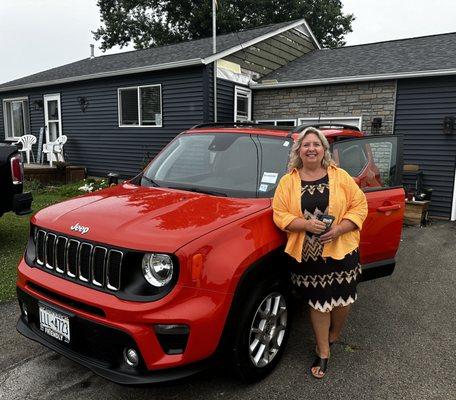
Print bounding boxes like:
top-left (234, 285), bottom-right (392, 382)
top-left (251, 68), bottom-right (456, 89)
top-left (0, 58), bottom-right (203, 93)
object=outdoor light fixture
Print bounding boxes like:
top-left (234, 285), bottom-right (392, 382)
top-left (78, 96), bottom-right (89, 112)
top-left (33, 100), bottom-right (43, 111)
top-left (371, 117), bottom-right (382, 129)
top-left (443, 116), bottom-right (454, 134)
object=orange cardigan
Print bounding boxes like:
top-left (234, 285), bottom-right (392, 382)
top-left (272, 165), bottom-right (368, 262)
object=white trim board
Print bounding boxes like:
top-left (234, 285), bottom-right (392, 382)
top-left (451, 168), bottom-right (456, 221)
top-left (251, 68), bottom-right (456, 89)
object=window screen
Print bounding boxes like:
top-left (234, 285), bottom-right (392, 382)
top-left (119, 85), bottom-right (162, 126)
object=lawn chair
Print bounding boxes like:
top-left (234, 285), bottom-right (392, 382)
top-left (42, 135), bottom-right (67, 167)
top-left (13, 134), bottom-right (37, 164)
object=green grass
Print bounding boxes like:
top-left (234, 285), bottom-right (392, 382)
top-left (0, 181), bottom-right (85, 302)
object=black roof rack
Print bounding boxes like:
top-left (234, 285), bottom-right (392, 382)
top-left (290, 123), bottom-right (361, 135)
top-left (190, 122), bottom-right (290, 130)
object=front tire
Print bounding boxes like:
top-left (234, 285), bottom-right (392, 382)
top-left (230, 281), bottom-right (291, 382)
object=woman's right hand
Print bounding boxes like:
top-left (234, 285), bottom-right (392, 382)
top-left (305, 218), bottom-right (327, 235)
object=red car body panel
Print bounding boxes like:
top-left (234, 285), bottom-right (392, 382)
top-left (361, 188), bottom-right (405, 264)
top-left (17, 261), bottom-right (232, 369)
top-left (32, 184), bottom-right (270, 254)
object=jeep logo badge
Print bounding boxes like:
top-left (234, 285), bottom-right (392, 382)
top-left (70, 223), bottom-right (90, 235)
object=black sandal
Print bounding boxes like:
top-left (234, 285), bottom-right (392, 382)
top-left (311, 356), bottom-right (329, 379)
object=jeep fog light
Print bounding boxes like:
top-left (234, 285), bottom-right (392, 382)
top-left (123, 348), bottom-right (139, 367)
top-left (142, 253), bottom-right (173, 287)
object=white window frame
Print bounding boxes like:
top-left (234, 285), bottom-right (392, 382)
top-left (43, 93), bottom-right (63, 142)
top-left (2, 96), bottom-right (30, 141)
top-left (298, 116), bottom-right (362, 129)
top-left (256, 119), bottom-right (297, 126)
top-left (234, 86), bottom-right (252, 122)
top-left (118, 84), bottom-right (162, 128)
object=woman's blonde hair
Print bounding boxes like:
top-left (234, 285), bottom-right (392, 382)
top-left (288, 127), bottom-right (334, 171)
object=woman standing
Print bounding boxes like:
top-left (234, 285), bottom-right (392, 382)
top-left (272, 127), bottom-right (368, 379)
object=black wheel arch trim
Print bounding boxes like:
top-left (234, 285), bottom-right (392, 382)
top-left (216, 246), bottom-right (290, 352)
top-left (360, 258), bottom-right (396, 282)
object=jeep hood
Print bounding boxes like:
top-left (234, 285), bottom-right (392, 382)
top-left (32, 183), bottom-right (271, 253)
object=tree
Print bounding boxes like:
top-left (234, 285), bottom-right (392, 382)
top-left (93, 0), bottom-right (354, 51)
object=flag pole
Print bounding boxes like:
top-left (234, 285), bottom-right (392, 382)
top-left (213, 0), bottom-right (217, 122)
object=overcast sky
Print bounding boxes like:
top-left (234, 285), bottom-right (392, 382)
top-left (1, 0), bottom-right (455, 84)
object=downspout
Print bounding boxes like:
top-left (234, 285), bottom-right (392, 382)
top-left (451, 169), bottom-right (456, 220)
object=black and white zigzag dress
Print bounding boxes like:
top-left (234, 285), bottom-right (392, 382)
top-left (289, 175), bottom-right (361, 312)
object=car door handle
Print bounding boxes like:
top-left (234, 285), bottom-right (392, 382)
top-left (377, 204), bottom-right (401, 212)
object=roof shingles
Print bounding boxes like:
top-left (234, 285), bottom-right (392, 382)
top-left (0, 21), bottom-right (294, 90)
top-left (262, 32), bottom-right (456, 83)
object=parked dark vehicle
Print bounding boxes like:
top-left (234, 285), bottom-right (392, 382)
top-left (0, 143), bottom-right (32, 217)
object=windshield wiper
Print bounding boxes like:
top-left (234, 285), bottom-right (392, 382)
top-left (141, 175), bottom-right (160, 187)
top-left (167, 186), bottom-right (227, 197)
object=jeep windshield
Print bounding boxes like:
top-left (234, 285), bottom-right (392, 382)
top-left (141, 133), bottom-right (292, 198)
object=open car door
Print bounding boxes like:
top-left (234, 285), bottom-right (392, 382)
top-left (332, 135), bottom-right (405, 281)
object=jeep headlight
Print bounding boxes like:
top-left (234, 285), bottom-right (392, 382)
top-left (142, 253), bottom-right (174, 287)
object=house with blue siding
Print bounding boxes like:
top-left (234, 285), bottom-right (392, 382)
top-left (0, 19), bottom-right (318, 177)
top-left (251, 32), bottom-right (456, 220)
top-left (2, 18), bottom-right (456, 220)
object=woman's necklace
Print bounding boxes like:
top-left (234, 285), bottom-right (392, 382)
top-left (299, 167), bottom-right (327, 181)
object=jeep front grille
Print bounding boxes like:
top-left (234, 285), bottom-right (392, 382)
top-left (35, 229), bottom-right (123, 291)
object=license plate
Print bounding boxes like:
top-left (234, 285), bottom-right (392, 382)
top-left (39, 304), bottom-right (70, 343)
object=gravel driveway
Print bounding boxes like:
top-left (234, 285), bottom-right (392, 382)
top-left (1, 221), bottom-right (455, 400)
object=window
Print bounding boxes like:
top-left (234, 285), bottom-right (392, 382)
top-left (3, 97), bottom-right (30, 140)
top-left (118, 85), bottom-right (162, 127)
top-left (234, 87), bottom-right (251, 122)
top-left (142, 133), bottom-right (292, 198)
top-left (336, 143), bottom-right (368, 177)
top-left (256, 119), bottom-right (296, 127)
top-left (298, 116), bottom-right (362, 129)
top-left (332, 136), bottom-right (399, 189)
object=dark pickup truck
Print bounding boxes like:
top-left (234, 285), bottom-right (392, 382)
top-left (0, 144), bottom-right (32, 217)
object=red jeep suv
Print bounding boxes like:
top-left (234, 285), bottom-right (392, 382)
top-left (16, 123), bottom-right (405, 384)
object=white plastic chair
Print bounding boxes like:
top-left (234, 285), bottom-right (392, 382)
top-left (14, 134), bottom-right (37, 164)
top-left (42, 135), bottom-right (67, 167)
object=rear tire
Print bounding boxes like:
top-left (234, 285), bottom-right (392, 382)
top-left (229, 279), bottom-right (291, 383)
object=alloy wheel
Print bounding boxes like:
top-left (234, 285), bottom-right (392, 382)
top-left (248, 292), bottom-right (288, 368)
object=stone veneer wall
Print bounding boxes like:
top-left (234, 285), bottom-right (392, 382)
top-left (253, 80), bottom-right (397, 135)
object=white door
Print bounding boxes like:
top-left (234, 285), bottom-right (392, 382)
top-left (43, 94), bottom-right (62, 161)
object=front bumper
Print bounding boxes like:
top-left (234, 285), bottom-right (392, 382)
top-left (16, 309), bottom-right (209, 385)
top-left (16, 259), bottom-right (232, 384)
